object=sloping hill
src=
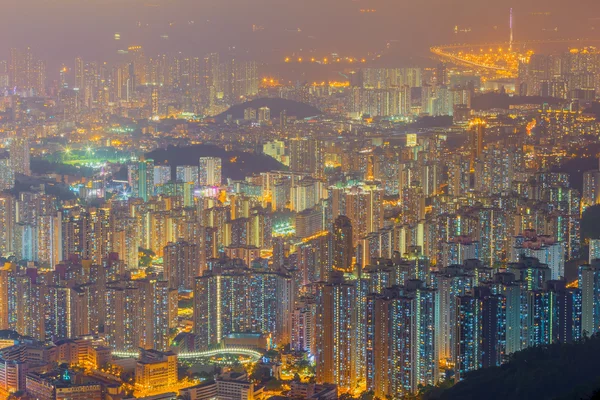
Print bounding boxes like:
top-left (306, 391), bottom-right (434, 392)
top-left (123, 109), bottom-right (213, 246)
top-left (214, 98), bottom-right (321, 122)
top-left (428, 335), bottom-right (600, 400)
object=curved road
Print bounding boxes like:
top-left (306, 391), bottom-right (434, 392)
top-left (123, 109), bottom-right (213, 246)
top-left (112, 347), bottom-right (263, 364)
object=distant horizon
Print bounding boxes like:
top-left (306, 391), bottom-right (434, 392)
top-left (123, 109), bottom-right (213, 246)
top-left (3, 0), bottom-right (598, 74)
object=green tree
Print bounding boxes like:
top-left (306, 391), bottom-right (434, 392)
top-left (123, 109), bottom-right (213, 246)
top-left (582, 205), bottom-right (600, 241)
top-left (138, 248), bottom-right (155, 268)
top-left (359, 390), bottom-right (375, 400)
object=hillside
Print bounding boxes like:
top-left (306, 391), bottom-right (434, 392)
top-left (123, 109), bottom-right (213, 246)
top-left (145, 144), bottom-right (286, 181)
top-left (427, 334), bottom-right (600, 400)
top-left (214, 98), bottom-right (322, 122)
top-left (584, 102), bottom-right (600, 120)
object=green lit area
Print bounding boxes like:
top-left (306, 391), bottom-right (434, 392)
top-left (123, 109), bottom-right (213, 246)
top-left (272, 221), bottom-right (295, 237)
top-left (44, 148), bottom-right (136, 167)
top-left (109, 126), bottom-right (136, 134)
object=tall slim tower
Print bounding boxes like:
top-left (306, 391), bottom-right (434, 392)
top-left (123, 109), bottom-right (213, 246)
top-left (579, 261), bottom-right (600, 336)
top-left (332, 215), bottom-right (353, 272)
top-left (315, 272), bottom-right (357, 392)
top-left (9, 131), bottom-right (31, 176)
top-left (469, 118), bottom-right (486, 169)
top-left (151, 86), bottom-right (159, 118)
top-left (509, 8), bottom-right (514, 51)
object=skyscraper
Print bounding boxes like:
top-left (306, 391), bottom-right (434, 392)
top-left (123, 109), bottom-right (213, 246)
top-left (0, 154), bottom-right (14, 190)
top-left (455, 287), bottom-right (506, 381)
top-left (137, 279), bottom-right (178, 352)
top-left (163, 240), bottom-right (199, 292)
top-left (582, 167), bottom-right (600, 211)
top-left (199, 157), bottom-right (222, 186)
top-left (193, 266), bottom-right (293, 350)
top-left (289, 138), bottom-right (321, 176)
top-left (489, 272), bottom-right (523, 355)
top-left (579, 261), bottom-right (600, 336)
top-left (176, 165), bottom-right (199, 184)
top-left (315, 272), bottom-right (357, 392)
top-left (469, 119), bottom-right (486, 168)
top-left (366, 281), bottom-right (437, 398)
top-left (150, 86), bottom-right (159, 117)
top-left (332, 215), bottom-right (353, 272)
top-left (128, 159), bottom-right (155, 201)
top-left (9, 132), bottom-right (30, 176)
top-left (329, 183), bottom-right (384, 246)
top-left (258, 107), bottom-right (271, 124)
top-left (154, 165), bottom-right (172, 186)
top-left (9, 47), bottom-right (45, 95)
top-left (0, 194), bottom-right (15, 257)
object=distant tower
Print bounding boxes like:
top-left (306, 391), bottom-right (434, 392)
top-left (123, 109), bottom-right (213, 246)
top-left (151, 86), bottom-right (159, 118)
top-left (436, 62), bottom-right (448, 86)
top-left (509, 8), bottom-right (514, 51)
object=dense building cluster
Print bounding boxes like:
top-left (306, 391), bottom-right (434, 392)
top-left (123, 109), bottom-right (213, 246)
top-left (1, 31), bottom-right (600, 400)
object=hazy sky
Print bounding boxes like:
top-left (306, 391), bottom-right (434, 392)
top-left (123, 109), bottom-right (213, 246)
top-left (2, 0), bottom-right (600, 67)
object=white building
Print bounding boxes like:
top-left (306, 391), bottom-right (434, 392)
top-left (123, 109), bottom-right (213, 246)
top-left (511, 230), bottom-right (565, 280)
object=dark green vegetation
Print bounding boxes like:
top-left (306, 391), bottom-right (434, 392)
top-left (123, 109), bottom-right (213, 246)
top-left (11, 175), bottom-right (76, 201)
top-left (0, 330), bottom-right (23, 341)
top-left (582, 205), bottom-right (600, 243)
top-left (412, 115), bottom-right (454, 128)
top-left (31, 158), bottom-right (95, 178)
top-left (214, 98), bottom-right (322, 122)
top-left (138, 248), bottom-right (155, 269)
top-left (145, 144), bottom-right (286, 181)
top-left (584, 102), bottom-right (600, 120)
top-left (552, 156), bottom-right (600, 193)
top-left (428, 334), bottom-right (600, 400)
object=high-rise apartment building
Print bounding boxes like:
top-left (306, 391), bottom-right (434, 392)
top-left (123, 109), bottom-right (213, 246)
top-left (128, 159), bottom-right (155, 201)
top-left (332, 216), bottom-right (353, 272)
top-left (198, 157), bottom-right (222, 186)
top-left (163, 240), bottom-right (199, 292)
top-left (579, 261), bottom-right (600, 336)
top-left (315, 272), bottom-right (357, 392)
top-left (9, 132), bottom-right (30, 176)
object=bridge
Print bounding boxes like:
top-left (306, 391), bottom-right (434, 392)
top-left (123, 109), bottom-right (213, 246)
top-left (112, 348), bottom-right (263, 364)
top-left (431, 39), bottom-right (600, 75)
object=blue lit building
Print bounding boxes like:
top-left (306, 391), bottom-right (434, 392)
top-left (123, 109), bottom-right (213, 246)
top-left (579, 261), bottom-right (600, 336)
top-left (455, 287), bottom-right (506, 381)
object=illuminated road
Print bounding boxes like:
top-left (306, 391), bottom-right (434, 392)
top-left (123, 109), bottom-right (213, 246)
top-left (432, 38), bottom-right (600, 74)
top-left (430, 46), bottom-right (509, 71)
top-left (113, 347), bottom-right (263, 364)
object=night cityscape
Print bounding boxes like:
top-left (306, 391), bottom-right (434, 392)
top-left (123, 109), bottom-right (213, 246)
top-left (2, 0), bottom-right (600, 399)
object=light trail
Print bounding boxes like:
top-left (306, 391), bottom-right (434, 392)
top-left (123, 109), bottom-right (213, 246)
top-left (430, 46), bottom-right (509, 72)
top-left (112, 347), bottom-right (263, 364)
